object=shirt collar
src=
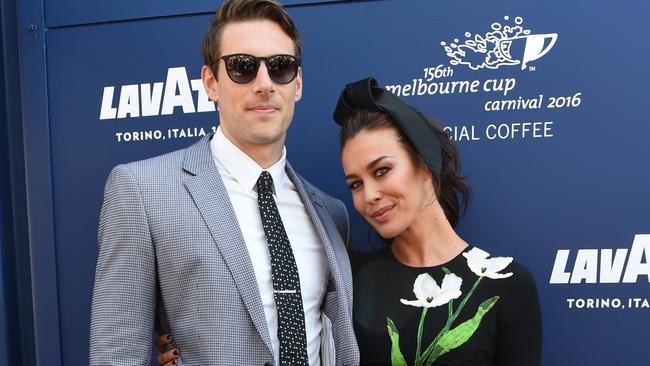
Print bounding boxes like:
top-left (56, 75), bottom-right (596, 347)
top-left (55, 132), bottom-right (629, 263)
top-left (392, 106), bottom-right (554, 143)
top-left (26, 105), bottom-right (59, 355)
top-left (210, 126), bottom-right (287, 197)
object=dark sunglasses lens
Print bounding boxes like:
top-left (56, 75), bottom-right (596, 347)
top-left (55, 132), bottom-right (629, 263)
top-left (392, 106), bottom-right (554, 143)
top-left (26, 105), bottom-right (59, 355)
top-left (267, 55), bottom-right (299, 84)
top-left (225, 55), bottom-right (258, 84)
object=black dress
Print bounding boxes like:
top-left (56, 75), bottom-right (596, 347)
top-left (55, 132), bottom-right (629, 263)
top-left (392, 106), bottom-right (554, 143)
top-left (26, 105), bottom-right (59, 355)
top-left (352, 246), bottom-right (542, 366)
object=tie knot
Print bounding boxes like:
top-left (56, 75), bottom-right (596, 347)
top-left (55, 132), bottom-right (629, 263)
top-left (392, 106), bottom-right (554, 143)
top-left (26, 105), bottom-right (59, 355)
top-left (257, 171), bottom-right (274, 194)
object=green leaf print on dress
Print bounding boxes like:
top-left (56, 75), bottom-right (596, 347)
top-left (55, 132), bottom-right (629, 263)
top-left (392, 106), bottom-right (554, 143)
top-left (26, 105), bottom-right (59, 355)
top-left (386, 247), bottom-right (513, 366)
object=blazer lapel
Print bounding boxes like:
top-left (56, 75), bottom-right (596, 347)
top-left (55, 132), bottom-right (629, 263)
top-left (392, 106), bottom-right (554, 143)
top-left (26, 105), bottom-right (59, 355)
top-left (182, 134), bottom-right (273, 355)
top-left (285, 163), bottom-right (344, 297)
top-left (286, 164), bottom-right (359, 364)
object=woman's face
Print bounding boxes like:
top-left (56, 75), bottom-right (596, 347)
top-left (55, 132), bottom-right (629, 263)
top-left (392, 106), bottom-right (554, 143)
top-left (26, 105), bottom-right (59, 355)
top-left (341, 127), bottom-right (434, 238)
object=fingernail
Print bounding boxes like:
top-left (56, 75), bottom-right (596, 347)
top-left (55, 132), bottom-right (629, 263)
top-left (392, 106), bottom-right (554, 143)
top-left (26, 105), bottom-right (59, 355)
top-left (173, 349), bottom-right (179, 356)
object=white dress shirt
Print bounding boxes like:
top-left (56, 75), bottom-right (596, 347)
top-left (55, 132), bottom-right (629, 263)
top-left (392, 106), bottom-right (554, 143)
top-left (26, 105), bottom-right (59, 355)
top-left (210, 127), bottom-right (328, 366)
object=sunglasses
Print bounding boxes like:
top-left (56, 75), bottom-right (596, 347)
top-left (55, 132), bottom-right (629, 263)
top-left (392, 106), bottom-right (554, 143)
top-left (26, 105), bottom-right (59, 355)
top-left (215, 53), bottom-right (301, 85)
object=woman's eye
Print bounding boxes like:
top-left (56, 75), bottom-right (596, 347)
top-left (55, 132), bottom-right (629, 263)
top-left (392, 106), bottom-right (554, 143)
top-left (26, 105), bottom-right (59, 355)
top-left (375, 167), bottom-right (391, 177)
top-left (348, 181), bottom-right (362, 190)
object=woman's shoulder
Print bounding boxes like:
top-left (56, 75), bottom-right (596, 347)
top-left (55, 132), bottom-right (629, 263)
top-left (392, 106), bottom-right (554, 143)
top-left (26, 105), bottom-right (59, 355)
top-left (502, 258), bottom-right (538, 292)
top-left (479, 251), bottom-right (540, 311)
top-left (464, 245), bottom-right (539, 296)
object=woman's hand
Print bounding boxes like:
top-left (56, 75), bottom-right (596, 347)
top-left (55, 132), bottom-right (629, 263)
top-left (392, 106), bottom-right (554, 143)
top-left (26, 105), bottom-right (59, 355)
top-left (156, 334), bottom-right (180, 366)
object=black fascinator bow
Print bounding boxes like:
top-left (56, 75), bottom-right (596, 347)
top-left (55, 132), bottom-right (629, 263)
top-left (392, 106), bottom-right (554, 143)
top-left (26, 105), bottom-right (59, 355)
top-left (333, 77), bottom-right (445, 179)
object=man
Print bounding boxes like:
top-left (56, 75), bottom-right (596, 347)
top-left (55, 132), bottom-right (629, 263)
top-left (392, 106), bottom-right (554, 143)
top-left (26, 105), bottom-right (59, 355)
top-left (89, 0), bottom-right (359, 365)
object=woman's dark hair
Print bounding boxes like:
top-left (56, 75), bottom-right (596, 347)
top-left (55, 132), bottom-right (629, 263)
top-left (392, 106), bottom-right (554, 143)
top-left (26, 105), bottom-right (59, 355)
top-left (339, 110), bottom-right (470, 227)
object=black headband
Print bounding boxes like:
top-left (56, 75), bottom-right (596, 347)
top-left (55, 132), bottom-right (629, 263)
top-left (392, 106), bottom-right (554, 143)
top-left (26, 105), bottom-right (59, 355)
top-left (333, 77), bottom-right (445, 178)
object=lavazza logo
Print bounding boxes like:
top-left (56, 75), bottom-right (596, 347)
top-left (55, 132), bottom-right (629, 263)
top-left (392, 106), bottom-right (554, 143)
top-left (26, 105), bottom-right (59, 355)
top-left (384, 15), bottom-right (582, 143)
top-left (550, 234), bottom-right (650, 311)
top-left (99, 67), bottom-right (218, 143)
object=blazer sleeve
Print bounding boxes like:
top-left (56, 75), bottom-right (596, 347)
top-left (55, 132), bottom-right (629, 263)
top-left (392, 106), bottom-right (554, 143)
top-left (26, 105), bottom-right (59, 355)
top-left (89, 165), bottom-right (157, 365)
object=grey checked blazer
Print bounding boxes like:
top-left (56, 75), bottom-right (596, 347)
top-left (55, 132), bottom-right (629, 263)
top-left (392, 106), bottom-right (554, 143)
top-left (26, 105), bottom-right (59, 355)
top-left (90, 134), bottom-right (360, 365)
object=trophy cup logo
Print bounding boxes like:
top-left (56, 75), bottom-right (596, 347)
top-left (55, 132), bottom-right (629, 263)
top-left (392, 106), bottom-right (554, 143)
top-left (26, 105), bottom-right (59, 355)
top-left (442, 16), bottom-right (558, 70)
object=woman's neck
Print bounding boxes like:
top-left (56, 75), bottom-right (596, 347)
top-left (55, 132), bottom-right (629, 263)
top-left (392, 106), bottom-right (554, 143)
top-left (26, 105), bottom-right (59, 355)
top-left (391, 204), bottom-right (468, 267)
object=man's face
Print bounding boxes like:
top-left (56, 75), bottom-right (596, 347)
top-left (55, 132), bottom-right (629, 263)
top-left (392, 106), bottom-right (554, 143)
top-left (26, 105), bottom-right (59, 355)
top-left (202, 20), bottom-right (302, 156)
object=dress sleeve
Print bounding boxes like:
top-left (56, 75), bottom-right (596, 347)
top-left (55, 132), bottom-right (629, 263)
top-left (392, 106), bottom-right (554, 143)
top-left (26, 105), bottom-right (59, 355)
top-left (495, 262), bottom-right (543, 366)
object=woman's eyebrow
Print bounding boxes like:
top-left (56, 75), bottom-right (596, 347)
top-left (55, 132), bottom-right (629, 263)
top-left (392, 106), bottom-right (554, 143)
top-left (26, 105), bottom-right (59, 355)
top-left (366, 155), bottom-right (394, 170)
top-left (345, 156), bottom-right (395, 180)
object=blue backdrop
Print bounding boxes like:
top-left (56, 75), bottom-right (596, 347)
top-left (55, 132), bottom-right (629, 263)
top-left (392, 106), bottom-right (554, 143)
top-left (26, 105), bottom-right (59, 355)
top-left (11, 0), bottom-right (650, 364)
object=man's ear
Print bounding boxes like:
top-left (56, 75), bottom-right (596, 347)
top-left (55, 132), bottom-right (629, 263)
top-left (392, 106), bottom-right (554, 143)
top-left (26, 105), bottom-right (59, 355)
top-left (293, 67), bottom-right (303, 102)
top-left (201, 65), bottom-right (219, 102)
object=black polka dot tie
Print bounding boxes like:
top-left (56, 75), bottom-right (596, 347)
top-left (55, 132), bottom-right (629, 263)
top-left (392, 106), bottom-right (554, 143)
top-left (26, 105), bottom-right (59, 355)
top-left (257, 171), bottom-right (309, 366)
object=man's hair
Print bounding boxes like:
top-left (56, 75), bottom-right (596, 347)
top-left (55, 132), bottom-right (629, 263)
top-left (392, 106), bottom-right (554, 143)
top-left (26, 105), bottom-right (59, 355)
top-left (202, 0), bottom-right (302, 68)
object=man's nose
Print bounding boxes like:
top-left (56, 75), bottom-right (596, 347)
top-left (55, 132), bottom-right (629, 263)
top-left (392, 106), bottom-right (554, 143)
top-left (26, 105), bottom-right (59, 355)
top-left (252, 61), bottom-right (274, 93)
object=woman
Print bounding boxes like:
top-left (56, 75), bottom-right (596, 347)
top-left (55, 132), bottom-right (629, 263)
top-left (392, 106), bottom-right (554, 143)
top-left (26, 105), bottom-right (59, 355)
top-left (156, 78), bottom-right (542, 365)
top-left (335, 78), bottom-right (542, 365)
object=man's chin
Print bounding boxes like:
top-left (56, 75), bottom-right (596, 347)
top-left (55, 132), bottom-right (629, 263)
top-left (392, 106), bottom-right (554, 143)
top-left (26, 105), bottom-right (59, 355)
top-left (250, 124), bottom-right (289, 141)
top-left (247, 131), bottom-right (286, 146)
